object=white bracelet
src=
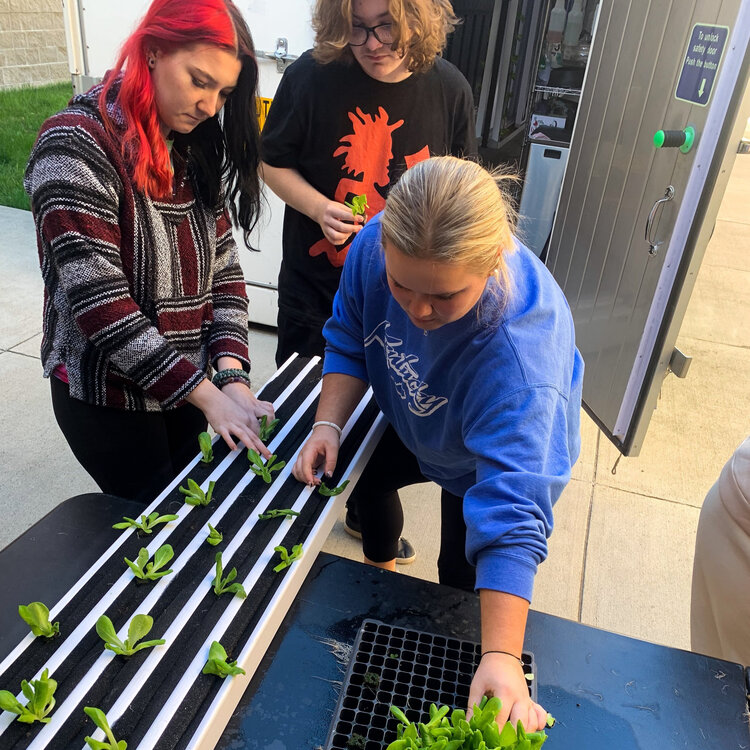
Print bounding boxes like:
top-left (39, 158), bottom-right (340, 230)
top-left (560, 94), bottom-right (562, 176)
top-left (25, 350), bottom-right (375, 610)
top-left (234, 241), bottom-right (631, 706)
top-left (312, 420), bottom-right (342, 437)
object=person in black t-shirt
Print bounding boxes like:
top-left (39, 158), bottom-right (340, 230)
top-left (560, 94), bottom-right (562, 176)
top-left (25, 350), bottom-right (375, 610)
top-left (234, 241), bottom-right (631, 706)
top-left (260, 0), bottom-right (477, 563)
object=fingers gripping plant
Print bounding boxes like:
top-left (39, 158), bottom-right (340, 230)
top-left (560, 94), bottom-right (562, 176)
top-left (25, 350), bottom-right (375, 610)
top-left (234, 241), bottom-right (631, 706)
top-left (18, 602), bottom-right (59, 638)
top-left (179, 478), bottom-right (215, 507)
top-left (112, 511), bottom-right (178, 535)
top-left (95, 614), bottom-right (165, 657)
top-left (124, 544), bottom-right (174, 581)
top-left (84, 706), bottom-right (127, 749)
top-left (247, 449), bottom-right (286, 483)
top-left (202, 641), bottom-right (245, 678)
top-left (212, 552), bottom-right (247, 598)
top-left (0, 668), bottom-right (57, 724)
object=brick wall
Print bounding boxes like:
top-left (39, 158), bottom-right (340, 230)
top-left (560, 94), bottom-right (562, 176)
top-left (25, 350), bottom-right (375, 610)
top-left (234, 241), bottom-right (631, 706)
top-left (0, 0), bottom-right (68, 90)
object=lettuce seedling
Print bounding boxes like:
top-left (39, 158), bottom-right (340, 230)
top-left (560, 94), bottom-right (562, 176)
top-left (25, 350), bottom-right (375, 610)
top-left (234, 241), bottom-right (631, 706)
top-left (318, 479), bottom-right (350, 497)
top-left (247, 449), bottom-right (286, 483)
top-left (345, 193), bottom-right (368, 217)
top-left (258, 508), bottom-right (300, 520)
top-left (202, 640), bottom-right (245, 678)
top-left (18, 602), bottom-right (59, 638)
top-left (112, 511), bottom-right (178, 535)
top-left (95, 614), bottom-right (165, 657)
top-left (273, 543), bottom-right (303, 573)
top-left (385, 697), bottom-right (551, 750)
top-left (84, 706), bottom-right (127, 749)
top-left (198, 431), bottom-right (214, 463)
top-left (212, 552), bottom-right (246, 598)
top-left (258, 414), bottom-right (279, 442)
top-left (0, 668), bottom-right (57, 724)
top-left (206, 523), bottom-right (223, 546)
top-left (179, 478), bottom-right (215, 507)
top-left (124, 544), bottom-right (174, 581)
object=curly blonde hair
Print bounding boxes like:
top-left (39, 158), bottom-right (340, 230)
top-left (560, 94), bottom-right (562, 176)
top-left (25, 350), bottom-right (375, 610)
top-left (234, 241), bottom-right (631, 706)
top-left (312, 0), bottom-right (458, 74)
top-left (381, 156), bottom-right (518, 308)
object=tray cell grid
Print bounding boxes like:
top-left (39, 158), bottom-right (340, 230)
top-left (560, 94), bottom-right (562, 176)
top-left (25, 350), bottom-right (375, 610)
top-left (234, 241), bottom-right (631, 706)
top-left (326, 619), bottom-right (537, 750)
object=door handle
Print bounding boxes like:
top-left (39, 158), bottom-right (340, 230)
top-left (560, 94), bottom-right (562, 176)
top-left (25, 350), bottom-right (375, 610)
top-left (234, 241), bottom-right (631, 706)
top-left (256, 38), bottom-right (298, 72)
top-left (645, 185), bottom-right (675, 256)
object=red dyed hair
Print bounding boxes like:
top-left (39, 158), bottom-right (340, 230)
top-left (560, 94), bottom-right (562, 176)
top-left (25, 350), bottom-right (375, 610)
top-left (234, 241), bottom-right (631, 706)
top-left (100, 0), bottom-right (246, 198)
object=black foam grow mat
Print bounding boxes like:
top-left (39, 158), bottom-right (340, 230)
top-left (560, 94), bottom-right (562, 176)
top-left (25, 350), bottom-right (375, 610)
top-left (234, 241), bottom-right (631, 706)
top-left (325, 619), bottom-right (537, 750)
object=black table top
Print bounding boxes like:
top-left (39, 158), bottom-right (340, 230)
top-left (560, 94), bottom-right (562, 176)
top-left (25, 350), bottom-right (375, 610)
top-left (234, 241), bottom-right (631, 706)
top-left (2, 494), bottom-right (748, 749)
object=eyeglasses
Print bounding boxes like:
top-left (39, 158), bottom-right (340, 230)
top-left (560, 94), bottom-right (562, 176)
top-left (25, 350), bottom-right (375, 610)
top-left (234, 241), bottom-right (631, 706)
top-left (349, 22), bottom-right (394, 47)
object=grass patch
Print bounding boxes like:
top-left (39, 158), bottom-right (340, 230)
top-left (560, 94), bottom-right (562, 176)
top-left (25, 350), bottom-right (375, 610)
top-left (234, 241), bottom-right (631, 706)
top-left (0, 81), bottom-right (73, 210)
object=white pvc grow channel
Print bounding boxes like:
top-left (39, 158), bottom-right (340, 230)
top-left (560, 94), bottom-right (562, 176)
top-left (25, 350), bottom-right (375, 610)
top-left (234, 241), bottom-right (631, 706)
top-left (0, 355), bottom-right (385, 749)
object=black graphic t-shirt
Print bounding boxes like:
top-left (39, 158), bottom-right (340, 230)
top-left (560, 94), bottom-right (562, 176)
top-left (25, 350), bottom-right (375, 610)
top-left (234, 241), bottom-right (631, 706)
top-left (261, 50), bottom-right (477, 327)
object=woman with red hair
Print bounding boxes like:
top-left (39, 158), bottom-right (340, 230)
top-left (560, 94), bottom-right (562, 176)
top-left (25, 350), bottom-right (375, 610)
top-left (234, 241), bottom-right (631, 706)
top-left (25, 0), bottom-right (274, 503)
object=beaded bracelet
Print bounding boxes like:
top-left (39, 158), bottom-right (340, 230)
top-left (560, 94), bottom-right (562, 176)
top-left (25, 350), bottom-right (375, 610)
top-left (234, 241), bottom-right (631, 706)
top-left (480, 649), bottom-right (523, 665)
top-left (212, 368), bottom-right (250, 389)
top-left (311, 420), bottom-right (343, 438)
top-left (218, 376), bottom-right (252, 390)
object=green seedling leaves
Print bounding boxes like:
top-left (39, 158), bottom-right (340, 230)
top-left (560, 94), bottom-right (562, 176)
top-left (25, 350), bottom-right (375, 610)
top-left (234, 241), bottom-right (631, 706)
top-left (112, 511), bottom-right (178, 535)
top-left (212, 552), bottom-right (247, 598)
top-left (345, 193), bottom-right (368, 217)
top-left (386, 697), bottom-right (550, 750)
top-left (272, 543), bottom-right (303, 573)
top-left (0, 668), bottom-right (57, 724)
top-left (206, 523), bottom-right (223, 546)
top-left (18, 602), bottom-right (59, 638)
top-left (258, 415), bottom-right (280, 442)
top-left (258, 508), bottom-right (300, 520)
top-left (198, 431), bottom-right (214, 463)
top-left (179, 478), bottom-right (215, 507)
top-left (124, 544), bottom-right (174, 581)
top-left (247, 449), bottom-right (286, 483)
top-left (95, 614), bottom-right (165, 657)
top-left (202, 640), bottom-right (245, 678)
top-left (84, 706), bottom-right (127, 749)
top-left (318, 479), bottom-right (350, 497)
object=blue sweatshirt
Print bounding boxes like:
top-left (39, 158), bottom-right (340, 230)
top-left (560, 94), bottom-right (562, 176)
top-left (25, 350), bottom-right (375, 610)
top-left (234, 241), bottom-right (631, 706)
top-left (323, 216), bottom-right (584, 600)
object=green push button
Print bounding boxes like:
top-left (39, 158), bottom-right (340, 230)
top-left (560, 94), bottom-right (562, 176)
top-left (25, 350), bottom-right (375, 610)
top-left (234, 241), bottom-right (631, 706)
top-left (653, 126), bottom-right (695, 154)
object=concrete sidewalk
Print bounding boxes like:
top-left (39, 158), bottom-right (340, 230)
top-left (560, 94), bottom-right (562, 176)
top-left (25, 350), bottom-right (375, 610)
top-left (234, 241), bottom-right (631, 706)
top-left (1, 155), bottom-right (748, 653)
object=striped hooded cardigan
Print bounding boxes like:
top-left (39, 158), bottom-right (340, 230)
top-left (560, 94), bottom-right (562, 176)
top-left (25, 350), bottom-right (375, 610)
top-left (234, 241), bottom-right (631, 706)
top-left (24, 79), bottom-right (251, 411)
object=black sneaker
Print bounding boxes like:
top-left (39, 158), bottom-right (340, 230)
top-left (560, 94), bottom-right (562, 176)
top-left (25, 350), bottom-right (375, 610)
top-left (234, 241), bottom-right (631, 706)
top-left (395, 537), bottom-right (416, 565)
top-left (344, 509), bottom-right (416, 564)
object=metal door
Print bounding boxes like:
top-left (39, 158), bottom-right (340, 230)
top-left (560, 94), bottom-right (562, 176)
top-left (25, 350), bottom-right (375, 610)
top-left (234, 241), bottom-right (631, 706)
top-left (546, 0), bottom-right (750, 455)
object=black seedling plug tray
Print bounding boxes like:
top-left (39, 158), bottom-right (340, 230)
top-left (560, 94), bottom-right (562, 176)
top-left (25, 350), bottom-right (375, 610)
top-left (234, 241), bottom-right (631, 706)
top-left (325, 618), bottom-right (537, 750)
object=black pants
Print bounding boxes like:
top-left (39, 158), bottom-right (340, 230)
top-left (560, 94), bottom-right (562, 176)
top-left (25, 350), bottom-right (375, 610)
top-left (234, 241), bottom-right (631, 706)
top-left (350, 425), bottom-right (476, 592)
top-left (275, 309), bottom-right (327, 368)
top-left (50, 377), bottom-right (207, 504)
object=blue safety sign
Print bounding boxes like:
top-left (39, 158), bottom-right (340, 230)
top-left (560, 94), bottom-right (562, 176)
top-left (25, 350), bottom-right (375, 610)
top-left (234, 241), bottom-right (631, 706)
top-left (675, 24), bottom-right (729, 106)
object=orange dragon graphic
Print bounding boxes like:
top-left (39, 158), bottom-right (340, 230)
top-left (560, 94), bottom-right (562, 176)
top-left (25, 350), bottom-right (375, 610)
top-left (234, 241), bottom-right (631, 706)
top-left (309, 106), bottom-right (430, 267)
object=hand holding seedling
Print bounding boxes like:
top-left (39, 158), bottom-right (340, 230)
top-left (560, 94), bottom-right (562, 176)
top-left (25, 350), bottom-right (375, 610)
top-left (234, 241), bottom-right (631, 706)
top-left (292, 424), bottom-right (340, 486)
top-left (185, 378), bottom-right (273, 459)
top-left (316, 199), bottom-right (365, 246)
top-left (468, 652), bottom-right (548, 734)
